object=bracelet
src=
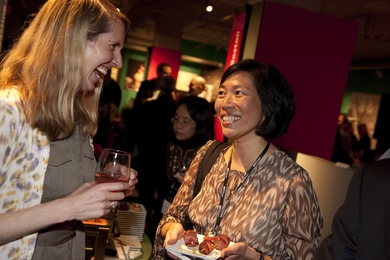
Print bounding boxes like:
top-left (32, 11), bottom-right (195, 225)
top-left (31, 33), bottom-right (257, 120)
top-left (255, 249), bottom-right (264, 260)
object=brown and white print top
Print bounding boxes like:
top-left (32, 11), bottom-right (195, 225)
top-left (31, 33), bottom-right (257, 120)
top-left (154, 140), bottom-right (323, 260)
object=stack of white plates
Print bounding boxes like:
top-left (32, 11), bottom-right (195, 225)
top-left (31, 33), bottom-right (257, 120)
top-left (116, 203), bottom-right (147, 241)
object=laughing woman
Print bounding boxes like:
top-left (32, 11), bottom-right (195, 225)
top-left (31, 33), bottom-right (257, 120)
top-left (0, 0), bottom-right (138, 259)
top-left (154, 59), bottom-right (323, 260)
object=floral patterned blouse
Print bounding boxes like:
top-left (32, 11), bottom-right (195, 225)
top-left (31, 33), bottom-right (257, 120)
top-left (0, 89), bottom-right (50, 260)
top-left (154, 140), bottom-right (323, 260)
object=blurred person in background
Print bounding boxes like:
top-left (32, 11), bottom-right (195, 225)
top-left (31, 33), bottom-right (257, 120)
top-left (135, 75), bottom-right (178, 239)
top-left (331, 114), bottom-right (358, 166)
top-left (134, 62), bottom-right (172, 110)
top-left (131, 62), bottom-right (173, 161)
top-left (102, 69), bottom-right (122, 108)
top-left (356, 123), bottom-right (374, 164)
top-left (93, 86), bottom-right (126, 159)
top-left (150, 95), bottom-right (215, 242)
top-left (177, 75), bottom-right (207, 101)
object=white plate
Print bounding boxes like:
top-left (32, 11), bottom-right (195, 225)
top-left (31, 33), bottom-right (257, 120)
top-left (168, 249), bottom-right (192, 260)
top-left (166, 234), bottom-right (233, 260)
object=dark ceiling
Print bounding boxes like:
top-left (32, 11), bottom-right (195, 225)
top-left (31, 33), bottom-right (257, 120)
top-left (4, 0), bottom-right (390, 69)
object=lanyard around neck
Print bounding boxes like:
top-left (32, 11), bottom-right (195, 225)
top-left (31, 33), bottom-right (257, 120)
top-left (213, 140), bottom-right (270, 235)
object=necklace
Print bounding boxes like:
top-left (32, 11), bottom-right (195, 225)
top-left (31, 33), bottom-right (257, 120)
top-left (213, 140), bottom-right (270, 235)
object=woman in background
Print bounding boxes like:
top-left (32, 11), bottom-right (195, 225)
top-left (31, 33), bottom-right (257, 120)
top-left (163, 95), bottom-right (214, 208)
top-left (148, 95), bottom-right (214, 242)
top-left (0, 0), bottom-right (137, 259)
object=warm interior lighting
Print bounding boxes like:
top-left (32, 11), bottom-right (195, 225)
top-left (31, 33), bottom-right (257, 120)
top-left (206, 5), bottom-right (213, 12)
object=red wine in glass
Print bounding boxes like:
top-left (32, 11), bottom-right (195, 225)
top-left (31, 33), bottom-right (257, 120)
top-left (95, 149), bottom-right (131, 192)
top-left (95, 171), bottom-right (130, 184)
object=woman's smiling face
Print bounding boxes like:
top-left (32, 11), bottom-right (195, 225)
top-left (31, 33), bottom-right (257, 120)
top-left (214, 71), bottom-right (264, 141)
top-left (83, 17), bottom-right (125, 91)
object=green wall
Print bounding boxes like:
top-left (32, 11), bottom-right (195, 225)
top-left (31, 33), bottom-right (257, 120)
top-left (180, 39), bottom-right (227, 63)
top-left (118, 48), bottom-right (146, 111)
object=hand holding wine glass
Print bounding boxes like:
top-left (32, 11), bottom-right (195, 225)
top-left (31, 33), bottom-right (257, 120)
top-left (95, 148), bottom-right (131, 214)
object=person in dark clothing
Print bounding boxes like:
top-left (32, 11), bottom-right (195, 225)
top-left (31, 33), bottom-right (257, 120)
top-left (133, 62), bottom-right (172, 112)
top-left (331, 114), bottom-right (357, 166)
top-left (93, 89), bottom-right (126, 158)
top-left (357, 123), bottom-right (374, 163)
top-left (135, 75), bottom-right (177, 241)
top-left (102, 69), bottom-right (122, 108)
top-left (147, 96), bottom-right (215, 243)
top-left (131, 62), bottom-right (173, 157)
top-left (314, 157), bottom-right (390, 260)
top-left (93, 71), bottom-right (129, 158)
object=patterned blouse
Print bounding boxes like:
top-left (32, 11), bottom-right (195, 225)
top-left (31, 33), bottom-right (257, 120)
top-left (154, 140), bottom-right (323, 260)
top-left (0, 89), bottom-right (50, 260)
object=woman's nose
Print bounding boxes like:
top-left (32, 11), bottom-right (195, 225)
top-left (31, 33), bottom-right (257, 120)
top-left (221, 94), bottom-right (234, 108)
top-left (112, 53), bottom-right (123, 69)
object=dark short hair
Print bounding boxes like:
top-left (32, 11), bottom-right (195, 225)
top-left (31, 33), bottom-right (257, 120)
top-left (176, 95), bottom-right (214, 143)
top-left (157, 62), bottom-right (171, 73)
top-left (160, 75), bottom-right (176, 93)
top-left (220, 59), bottom-right (295, 139)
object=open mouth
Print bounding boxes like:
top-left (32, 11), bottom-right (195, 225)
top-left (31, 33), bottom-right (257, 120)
top-left (95, 66), bottom-right (108, 80)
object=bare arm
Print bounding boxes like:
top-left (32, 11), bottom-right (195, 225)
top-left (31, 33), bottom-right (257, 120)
top-left (0, 181), bottom-right (129, 245)
top-left (1, 197), bottom-right (72, 245)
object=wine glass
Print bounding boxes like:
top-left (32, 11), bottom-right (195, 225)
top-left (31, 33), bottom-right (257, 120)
top-left (95, 148), bottom-right (131, 186)
top-left (95, 148), bottom-right (131, 221)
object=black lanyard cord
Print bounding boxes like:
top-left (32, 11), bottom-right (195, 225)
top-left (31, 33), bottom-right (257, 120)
top-left (213, 140), bottom-right (270, 235)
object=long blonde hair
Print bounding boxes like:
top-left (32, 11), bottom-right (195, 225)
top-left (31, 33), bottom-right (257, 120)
top-left (0, 0), bottom-right (129, 141)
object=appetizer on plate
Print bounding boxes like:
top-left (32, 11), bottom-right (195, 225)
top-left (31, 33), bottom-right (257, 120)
top-left (166, 230), bottom-right (232, 259)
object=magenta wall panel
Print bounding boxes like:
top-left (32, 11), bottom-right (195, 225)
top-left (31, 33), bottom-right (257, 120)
top-left (254, 1), bottom-right (358, 160)
top-left (147, 46), bottom-right (182, 80)
top-left (225, 11), bottom-right (247, 71)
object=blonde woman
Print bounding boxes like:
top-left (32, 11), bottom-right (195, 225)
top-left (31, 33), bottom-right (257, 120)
top-left (0, 0), bottom-right (137, 259)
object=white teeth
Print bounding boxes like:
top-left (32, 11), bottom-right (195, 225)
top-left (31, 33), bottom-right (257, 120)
top-left (96, 67), bottom-right (107, 76)
top-left (222, 115), bottom-right (240, 122)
